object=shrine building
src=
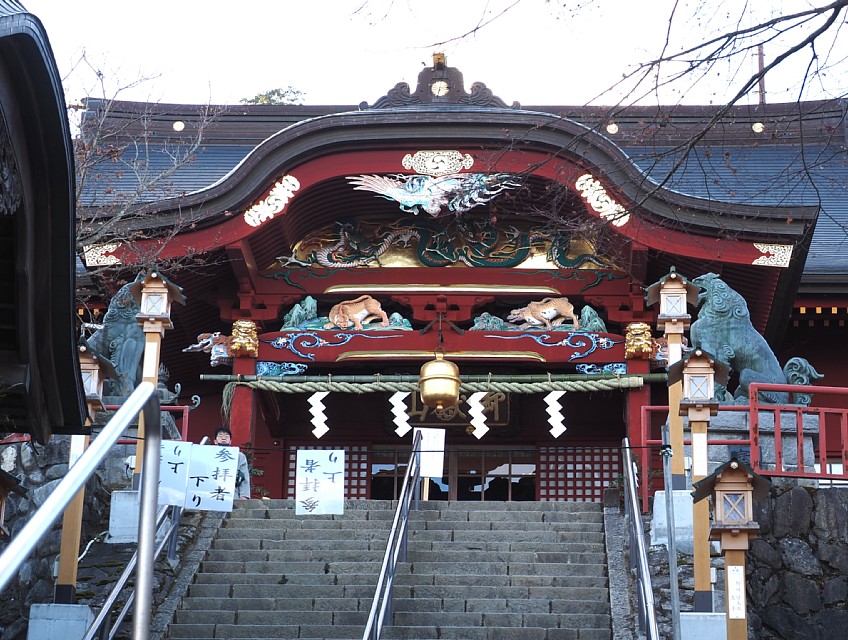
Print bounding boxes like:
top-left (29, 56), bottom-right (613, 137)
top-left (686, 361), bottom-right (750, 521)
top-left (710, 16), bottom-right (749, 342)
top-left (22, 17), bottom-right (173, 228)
top-left (78, 56), bottom-right (847, 501)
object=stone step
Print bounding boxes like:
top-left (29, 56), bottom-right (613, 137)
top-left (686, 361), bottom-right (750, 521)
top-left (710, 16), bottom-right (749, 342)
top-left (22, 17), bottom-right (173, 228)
top-left (167, 624), bottom-right (611, 640)
top-left (415, 520), bottom-right (603, 532)
top-left (183, 582), bottom-right (610, 602)
top-left (198, 560), bottom-right (383, 575)
top-left (403, 560), bottom-right (606, 577)
top-left (229, 499), bottom-right (602, 513)
top-left (405, 549), bottom-right (607, 564)
top-left (204, 548), bottom-right (386, 563)
top-left (212, 538), bottom-right (384, 551)
top-left (177, 591), bottom-right (610, 616)
top-left (167, 500), bottom-right (611, 640)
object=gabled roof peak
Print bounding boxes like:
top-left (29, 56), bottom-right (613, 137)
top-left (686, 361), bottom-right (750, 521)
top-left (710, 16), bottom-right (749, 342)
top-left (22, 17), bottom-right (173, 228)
top-left (360, 53), bottom-right (520, 110)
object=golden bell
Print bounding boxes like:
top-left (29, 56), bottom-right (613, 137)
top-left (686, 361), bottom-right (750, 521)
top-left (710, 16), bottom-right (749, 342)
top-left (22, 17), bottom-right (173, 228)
top-left (418, 352), bottom-right (460, 411)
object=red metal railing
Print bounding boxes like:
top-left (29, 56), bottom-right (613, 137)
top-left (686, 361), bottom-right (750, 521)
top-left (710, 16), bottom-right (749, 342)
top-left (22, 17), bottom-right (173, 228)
top-left (105, 404), bottom-right (193, 444)
top-left (638, 382), bottom-right (848, 512)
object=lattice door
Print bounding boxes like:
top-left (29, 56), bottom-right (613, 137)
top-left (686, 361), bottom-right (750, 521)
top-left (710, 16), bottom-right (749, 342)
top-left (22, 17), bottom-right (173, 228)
top-left (284, 444), bottom-right (370, 499)
top-left (538, 446), bottom-right (620, 502)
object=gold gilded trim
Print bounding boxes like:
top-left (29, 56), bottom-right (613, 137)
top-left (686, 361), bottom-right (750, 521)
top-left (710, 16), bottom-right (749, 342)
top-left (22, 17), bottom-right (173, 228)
top-left (336, 350), bottom-right (546, 362)
top-left (324, 284), bottom-right (560, 295)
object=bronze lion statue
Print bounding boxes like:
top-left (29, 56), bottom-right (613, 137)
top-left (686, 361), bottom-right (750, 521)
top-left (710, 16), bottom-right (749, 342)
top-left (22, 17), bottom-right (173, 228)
top-left (689, 273), bottom-right (821, 404)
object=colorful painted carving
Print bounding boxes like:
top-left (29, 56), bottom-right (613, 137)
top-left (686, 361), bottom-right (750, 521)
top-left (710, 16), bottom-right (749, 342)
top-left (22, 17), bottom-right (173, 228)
top-left (324, 295), bottom-right (390, 330)
top-left (280, 296), bottom-right (413, 332)
top-left (281, 218), bottom-right (613, 270)
top-left (347, 172), bottom-right (520, 217)
top-left (182, 332), bottom-right (234, 367)
top-left (506, 297), bottom-right (579, 330)
top-left (230, 319), bottom-right (259, 358)
top-left (624, 322), bottom-right (654, 360)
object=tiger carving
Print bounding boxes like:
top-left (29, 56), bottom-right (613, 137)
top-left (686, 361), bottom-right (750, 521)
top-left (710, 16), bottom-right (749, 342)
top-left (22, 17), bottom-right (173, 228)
top-left (324, 295), bottom-right (389, 330)
top-left (507, 297), bottom-right (579, 330)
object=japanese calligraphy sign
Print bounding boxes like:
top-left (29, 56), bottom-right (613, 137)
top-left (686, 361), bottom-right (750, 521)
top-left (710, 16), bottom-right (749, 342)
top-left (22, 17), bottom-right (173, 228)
top-left (159, 441), bottom-right (239, 512)
top-left (414, 428), bottom-right (446, 479)
top-left (295, 449), bottom-right (345, 515)
top-left (726, 564), bottom-right (746, 619)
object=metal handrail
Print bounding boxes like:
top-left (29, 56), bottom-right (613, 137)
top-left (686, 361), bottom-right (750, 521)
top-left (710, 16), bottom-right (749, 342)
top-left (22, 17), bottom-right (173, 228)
top-left (621, 438), bottom-right (660, 640)
top-left (0, 381), bottom-right (162, 640)
top-left (81, 505), bottom-right (179, 640)
top-left (362, 430), bottom-right (423, 640)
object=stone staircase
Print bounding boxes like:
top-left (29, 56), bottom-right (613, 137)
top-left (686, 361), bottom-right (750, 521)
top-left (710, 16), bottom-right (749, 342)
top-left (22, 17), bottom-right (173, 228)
top-left (164, 499), bottom-right (612, 640)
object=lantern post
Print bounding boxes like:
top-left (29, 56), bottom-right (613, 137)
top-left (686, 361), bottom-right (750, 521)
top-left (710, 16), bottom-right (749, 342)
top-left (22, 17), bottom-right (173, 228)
top-left (645, 267), bottom-right (700, 489)
top-left (129, 270), bottom-right (185, 488)
top-left (668, 349), bottom-right (728, 612)
top-left (54, 342), bottom-right (116, 603)
top-left (692, 457), bottom-right (770, 639)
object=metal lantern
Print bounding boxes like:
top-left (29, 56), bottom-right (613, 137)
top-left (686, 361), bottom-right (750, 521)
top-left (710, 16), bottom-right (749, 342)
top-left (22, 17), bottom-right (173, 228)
top-left (418, 352), bottom-right (461, 411)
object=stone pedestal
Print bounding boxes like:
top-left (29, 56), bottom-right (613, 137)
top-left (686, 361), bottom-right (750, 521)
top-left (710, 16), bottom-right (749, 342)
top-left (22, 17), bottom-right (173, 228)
top-left (27, 604), bottom-right (93, 640)
top-left (680, 612), bottom-right (726, 640)
top-left (107, 489), bottom-right (140, 543)
top-left (651, 489), bottom-right (721, 554)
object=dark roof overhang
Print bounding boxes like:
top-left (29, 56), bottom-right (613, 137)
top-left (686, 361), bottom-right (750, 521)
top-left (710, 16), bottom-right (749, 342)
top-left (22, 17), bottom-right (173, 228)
top-left (0, 4), bottom-right (87, 442)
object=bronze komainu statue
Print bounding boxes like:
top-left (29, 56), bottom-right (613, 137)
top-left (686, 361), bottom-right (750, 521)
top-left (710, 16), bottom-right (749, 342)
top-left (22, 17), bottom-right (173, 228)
top-left (689, 273), bottom-right (822, 404)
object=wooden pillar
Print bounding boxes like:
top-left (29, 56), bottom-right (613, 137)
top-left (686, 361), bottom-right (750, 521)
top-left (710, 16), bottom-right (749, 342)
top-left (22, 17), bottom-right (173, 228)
top-left (133, 320), bottom-right (166, 487)
top-left (691, 416), bottom-right (712, 611)
top-left (666, 329), bottom-right (686, 488)
top-left (54, 434), bottom-right (90, 603)
top-left (724, 548), bottom-right (748, 639)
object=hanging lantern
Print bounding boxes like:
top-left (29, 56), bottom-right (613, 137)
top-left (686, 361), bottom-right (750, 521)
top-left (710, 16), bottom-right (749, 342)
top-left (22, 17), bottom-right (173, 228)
top-left (418, 352), bottom-right (461, 411)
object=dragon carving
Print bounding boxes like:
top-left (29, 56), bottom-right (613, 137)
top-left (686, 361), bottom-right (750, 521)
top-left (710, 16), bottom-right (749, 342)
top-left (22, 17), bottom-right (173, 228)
top-left (281, 218), bottom-right (614, 270)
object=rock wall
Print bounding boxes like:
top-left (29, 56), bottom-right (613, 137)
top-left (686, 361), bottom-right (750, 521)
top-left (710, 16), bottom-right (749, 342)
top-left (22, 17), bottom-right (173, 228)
top-left (0, 438), bottom-right (111, 638)
top-left (649, 485), bottom-right (848, 640)
top-left (747, 485), bottom-right (848, 640)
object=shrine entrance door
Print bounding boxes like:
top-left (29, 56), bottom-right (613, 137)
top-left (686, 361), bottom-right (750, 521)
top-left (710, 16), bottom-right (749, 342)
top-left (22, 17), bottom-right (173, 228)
top-left (370, 447), bottom-right (537, 501)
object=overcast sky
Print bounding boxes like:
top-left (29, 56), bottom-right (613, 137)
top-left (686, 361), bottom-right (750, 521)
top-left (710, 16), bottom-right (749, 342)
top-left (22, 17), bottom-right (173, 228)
top-left (23, 1), bottom-right (843, 108)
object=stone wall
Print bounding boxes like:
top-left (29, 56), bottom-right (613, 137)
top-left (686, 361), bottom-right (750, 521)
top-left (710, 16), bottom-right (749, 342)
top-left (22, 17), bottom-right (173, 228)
top-left (0, 438), bottom-right (111, 638)
top-left (747, 485), bottom-right (848, 640)
top-left (649, 485), bottom-right (848, 640)
top-left (0, 436), bottom-right (146, 640)
top-left (0, 436), bottom-right (203, 640)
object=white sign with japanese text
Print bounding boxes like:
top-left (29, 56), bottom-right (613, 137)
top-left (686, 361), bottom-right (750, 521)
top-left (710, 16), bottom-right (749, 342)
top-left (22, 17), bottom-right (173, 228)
top-left (295, 449), bottom-right (345, 515)
top-left (414, 428), bottom-right (445, 478)
top-left (159, 441), bottom-right (239, 512)
top-left (727, 564), bottom-right (746, 619)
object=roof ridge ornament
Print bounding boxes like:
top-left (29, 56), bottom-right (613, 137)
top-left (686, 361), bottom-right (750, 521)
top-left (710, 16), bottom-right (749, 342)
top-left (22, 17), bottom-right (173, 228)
top-left (360, 53), bottom-right (520, 110)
